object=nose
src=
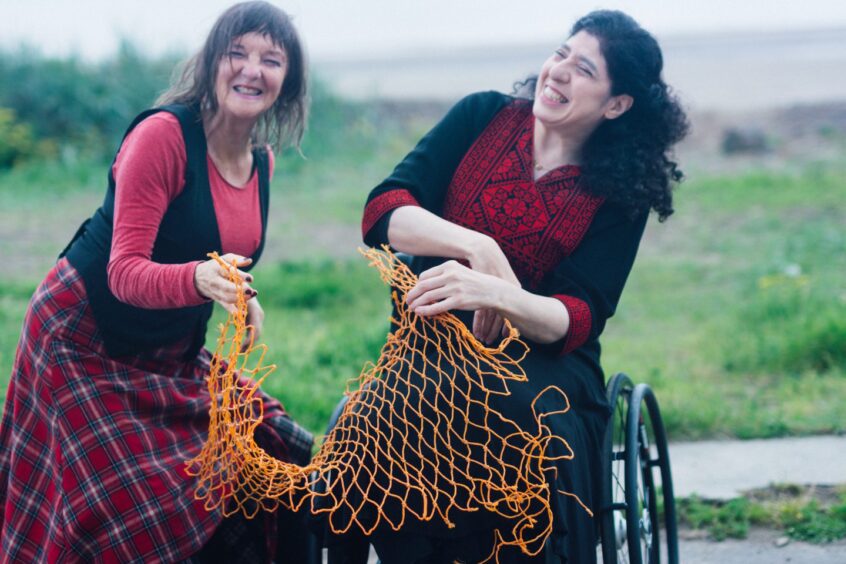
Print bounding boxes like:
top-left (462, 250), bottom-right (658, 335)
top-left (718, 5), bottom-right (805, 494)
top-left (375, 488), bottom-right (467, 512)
top-left (548, 60), bottom-right (571, 83)
top-left (239, 56), bottom-right (262, 80)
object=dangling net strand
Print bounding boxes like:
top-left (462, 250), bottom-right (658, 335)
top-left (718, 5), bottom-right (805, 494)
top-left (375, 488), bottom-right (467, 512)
top-left (186, 248), bottom-right (591, 562)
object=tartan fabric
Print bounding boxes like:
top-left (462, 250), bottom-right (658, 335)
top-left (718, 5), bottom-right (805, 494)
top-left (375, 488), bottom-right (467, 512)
top-left (0, 258), bottom-right (313, 563)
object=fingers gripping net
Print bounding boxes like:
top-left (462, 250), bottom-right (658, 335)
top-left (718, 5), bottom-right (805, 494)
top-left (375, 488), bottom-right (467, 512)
top-left (186, 248), bottom-right (591, 561)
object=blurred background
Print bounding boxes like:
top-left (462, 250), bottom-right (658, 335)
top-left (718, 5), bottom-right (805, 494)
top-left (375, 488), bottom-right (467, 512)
top-left (1, 0), bottom-right (844, 480)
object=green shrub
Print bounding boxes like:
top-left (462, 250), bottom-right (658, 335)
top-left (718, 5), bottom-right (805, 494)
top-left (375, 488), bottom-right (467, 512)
top-left (0, 43), bottom-right (175, 159)
top-left (678, 496), bottom-right (752, 540)
top-left (0, 108), bottom-right (37, 168)
top-left (781, 499), bottom-right (846, 543)
top-left (0, 46), bottom-right (371, 169)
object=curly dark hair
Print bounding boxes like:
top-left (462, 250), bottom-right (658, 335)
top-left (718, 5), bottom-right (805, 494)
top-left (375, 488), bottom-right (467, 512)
top-left (516, 10), bottom-right (688, 220)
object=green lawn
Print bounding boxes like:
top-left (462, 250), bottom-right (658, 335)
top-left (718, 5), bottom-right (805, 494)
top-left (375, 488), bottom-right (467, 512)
top-left (1, 143), bottom-right (844, 441)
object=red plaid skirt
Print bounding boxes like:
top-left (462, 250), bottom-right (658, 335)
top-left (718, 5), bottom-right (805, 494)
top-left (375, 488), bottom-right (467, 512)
top-left (0, 258), bottom-right (313, 563)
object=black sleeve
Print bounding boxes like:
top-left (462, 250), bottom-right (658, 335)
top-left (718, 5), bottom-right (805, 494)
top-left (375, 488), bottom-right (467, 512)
top-left (537, 203), bottom-right (648, 355)
top-left (361, 91), bottom-right (510, 247)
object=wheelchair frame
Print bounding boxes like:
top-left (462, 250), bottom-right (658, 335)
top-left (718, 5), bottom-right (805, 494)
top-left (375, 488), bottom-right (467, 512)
top-left (599, 373), bottom-right (679, 564)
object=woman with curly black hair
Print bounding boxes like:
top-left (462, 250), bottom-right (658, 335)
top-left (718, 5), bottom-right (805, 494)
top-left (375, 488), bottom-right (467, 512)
top-left (346, 9), bottom-right (688, 564)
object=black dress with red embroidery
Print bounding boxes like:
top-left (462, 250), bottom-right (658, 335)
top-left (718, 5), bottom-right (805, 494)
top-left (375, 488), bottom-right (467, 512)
top-left (361, 91), bottom-right (648, 563)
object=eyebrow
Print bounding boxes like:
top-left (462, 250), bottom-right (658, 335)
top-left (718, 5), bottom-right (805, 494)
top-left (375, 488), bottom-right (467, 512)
top-left (559, 44), bottom-right (598, 74)
top-left (578, 55), bottom-right (597, 74)
top-left (229, 42), bottom-right (286, 58)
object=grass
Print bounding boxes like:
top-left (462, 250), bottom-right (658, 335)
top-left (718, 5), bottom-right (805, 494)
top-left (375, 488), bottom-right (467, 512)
top-left (224, 259), bottom-right (391, 434)
top-left (677, 485), bottom-right (846, 543)
top-left (0, 124), bottom-right (844, 441)
top-left (600, 159), bottom-right (846, 439)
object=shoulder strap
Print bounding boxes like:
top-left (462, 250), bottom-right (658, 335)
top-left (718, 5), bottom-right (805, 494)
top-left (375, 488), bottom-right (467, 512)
top-left (248, 145), bottom-right (271, 267)
top-left (158, 105), bottom-right (205, 177)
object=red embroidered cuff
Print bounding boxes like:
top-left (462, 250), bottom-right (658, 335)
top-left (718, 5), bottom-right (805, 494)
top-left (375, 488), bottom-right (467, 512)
top-left (361, 189), bottom-right (420, 240)
top-left (553, 295), bottom-right (592, 355)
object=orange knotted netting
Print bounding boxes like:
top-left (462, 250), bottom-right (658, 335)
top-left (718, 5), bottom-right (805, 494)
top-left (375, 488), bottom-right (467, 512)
top-left (186, 248), bottom-right (591, 562)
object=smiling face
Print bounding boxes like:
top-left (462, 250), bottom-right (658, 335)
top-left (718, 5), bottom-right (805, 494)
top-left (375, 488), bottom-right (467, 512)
top-left (533, 30), bottom-right (631, 136)
top-left (213, 32), bottom-right (287, 124)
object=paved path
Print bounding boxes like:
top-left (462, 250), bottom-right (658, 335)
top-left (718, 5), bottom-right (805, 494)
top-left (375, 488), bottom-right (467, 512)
top-left (680, 528), bottom-right (846, 563)
top-left (660, 435), bottom-right (846, 563)
top-left (668, 435), bottom-right (846, 499)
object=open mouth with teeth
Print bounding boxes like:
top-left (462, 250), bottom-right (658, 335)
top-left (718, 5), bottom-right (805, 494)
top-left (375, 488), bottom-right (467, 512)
top-left (542, 85), bottom-right (569, 104)
top-left (234, 85), bottom-right (263, 96)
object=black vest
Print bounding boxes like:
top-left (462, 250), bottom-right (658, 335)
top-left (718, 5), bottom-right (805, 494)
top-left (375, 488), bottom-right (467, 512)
top-left (61, 104), bottom-right (270, 359)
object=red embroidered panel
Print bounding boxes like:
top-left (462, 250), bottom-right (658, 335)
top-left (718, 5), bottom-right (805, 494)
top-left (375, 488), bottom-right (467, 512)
top-left (443, 101), bottom-right (604, 289)
top-left (362, 189), bottom-right (420, 240)
top-left (554, 294), bottom-right (593, 354)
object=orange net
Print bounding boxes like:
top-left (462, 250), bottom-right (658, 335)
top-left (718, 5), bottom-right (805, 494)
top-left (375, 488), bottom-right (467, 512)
top-left (186, 248), bottom-right (591, 562)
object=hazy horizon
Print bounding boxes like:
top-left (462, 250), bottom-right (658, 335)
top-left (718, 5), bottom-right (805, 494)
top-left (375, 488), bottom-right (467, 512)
top-left (3, 0), bottom-right (846, 62)
top-left (4, 2), bottom-right (846, 111)
top-left (316, 27), bottom-right (846, 111)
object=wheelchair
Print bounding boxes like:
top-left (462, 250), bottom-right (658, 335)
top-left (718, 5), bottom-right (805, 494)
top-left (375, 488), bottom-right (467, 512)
top-left (599, 372), bottom-right (678, 564)
top-left (321, 254), bottom-right (678, 563)
top-left (320, 372), bottom-right (678, 564)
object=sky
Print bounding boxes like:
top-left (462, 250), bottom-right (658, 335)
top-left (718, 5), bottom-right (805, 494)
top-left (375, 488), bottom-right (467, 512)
top-left (3, 0), bottom-right (846, 62)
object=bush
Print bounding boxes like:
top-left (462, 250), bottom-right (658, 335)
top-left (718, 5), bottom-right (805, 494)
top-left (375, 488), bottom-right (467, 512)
top-left (0, 108), bottom-right (37, 168)
top-left (0, 43), bottom-right (177, 159)
top-left (0, 45), bottom-right (366, 166)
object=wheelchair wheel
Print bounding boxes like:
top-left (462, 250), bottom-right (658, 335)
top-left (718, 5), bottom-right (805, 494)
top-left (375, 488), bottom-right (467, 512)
top-left (600, 373), bottom-right (634, 563)
top-left (624, 383), bottom-right (679, 564)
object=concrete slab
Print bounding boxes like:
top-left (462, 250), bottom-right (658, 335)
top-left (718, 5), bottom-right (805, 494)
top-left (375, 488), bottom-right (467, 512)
top-left (668, 435), bottom-right (846, 499)
top-left (679, 528), bottom-right (846, 563)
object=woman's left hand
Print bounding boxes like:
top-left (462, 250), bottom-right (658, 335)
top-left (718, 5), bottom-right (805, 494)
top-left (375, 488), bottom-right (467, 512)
top-left (241, 297), bottom-right (265, 352)
top-left (406, 260), bottom-right (508, 321)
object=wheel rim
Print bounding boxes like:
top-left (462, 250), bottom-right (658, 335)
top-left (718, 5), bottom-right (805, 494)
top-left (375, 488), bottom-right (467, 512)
top-left (601, 373), bottom-right (633, 563)
top-left (625, 385), bottom-right (662, 564)
top-left (638, 417), bottom-right (657, 560)
top-left (612, 392), bottom-right (630, 561)
top-left (602, 377), bottom-right (678, 564)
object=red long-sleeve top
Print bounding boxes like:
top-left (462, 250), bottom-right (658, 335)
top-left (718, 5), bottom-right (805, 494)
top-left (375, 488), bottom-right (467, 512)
top-left (106, 112), bottom-right (273, 309)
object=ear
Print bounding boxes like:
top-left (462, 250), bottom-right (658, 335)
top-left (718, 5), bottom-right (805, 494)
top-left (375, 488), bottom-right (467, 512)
top-left (604, 94), bottom-right (633, 120)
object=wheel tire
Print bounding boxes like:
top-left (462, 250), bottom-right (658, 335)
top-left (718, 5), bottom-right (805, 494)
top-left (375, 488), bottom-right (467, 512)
top-left (600, 373), bottom-right (634, 563)
top-left (624, 384), bottom-right (679, 564)
top-left (642, 385), bottom-right (679, 563)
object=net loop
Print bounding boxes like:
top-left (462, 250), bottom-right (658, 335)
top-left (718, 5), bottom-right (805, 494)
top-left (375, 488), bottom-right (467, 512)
top-left (186, 248), bottom-right (591, 562)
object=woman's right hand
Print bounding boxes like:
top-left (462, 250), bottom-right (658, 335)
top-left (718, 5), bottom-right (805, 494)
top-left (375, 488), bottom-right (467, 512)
top-left (465, 235), bottom-right (520, 343)
top-left (385, 207), bottom-right (520, 343)
top-left (193, 253), bottom-right (257, 314)
top-left (466, 235), bottom-right (520, 287)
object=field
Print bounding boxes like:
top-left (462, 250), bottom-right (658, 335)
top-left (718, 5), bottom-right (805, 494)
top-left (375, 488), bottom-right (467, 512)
top-left (1, 102), bottom-right (844, 440)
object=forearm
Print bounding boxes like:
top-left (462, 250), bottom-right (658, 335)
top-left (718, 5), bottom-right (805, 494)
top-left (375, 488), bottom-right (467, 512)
top-left (387, 206), bottom-right (492, 262)
top-left (108, 256), bottom-right (206, 308)
top-left (494, 283), bottom-right (570, 344)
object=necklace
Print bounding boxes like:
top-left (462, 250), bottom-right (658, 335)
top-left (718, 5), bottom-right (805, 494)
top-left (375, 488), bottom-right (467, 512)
top-left (534, 161), bottom-right (545, 171)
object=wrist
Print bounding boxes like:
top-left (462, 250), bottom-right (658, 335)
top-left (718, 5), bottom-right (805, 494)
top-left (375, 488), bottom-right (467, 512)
top-left (492, 276), bottom-right (518, 315)
top-left (463, 231), bottom-right (496, 264)
top-left (192, 261), bottom-right (212, 302)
